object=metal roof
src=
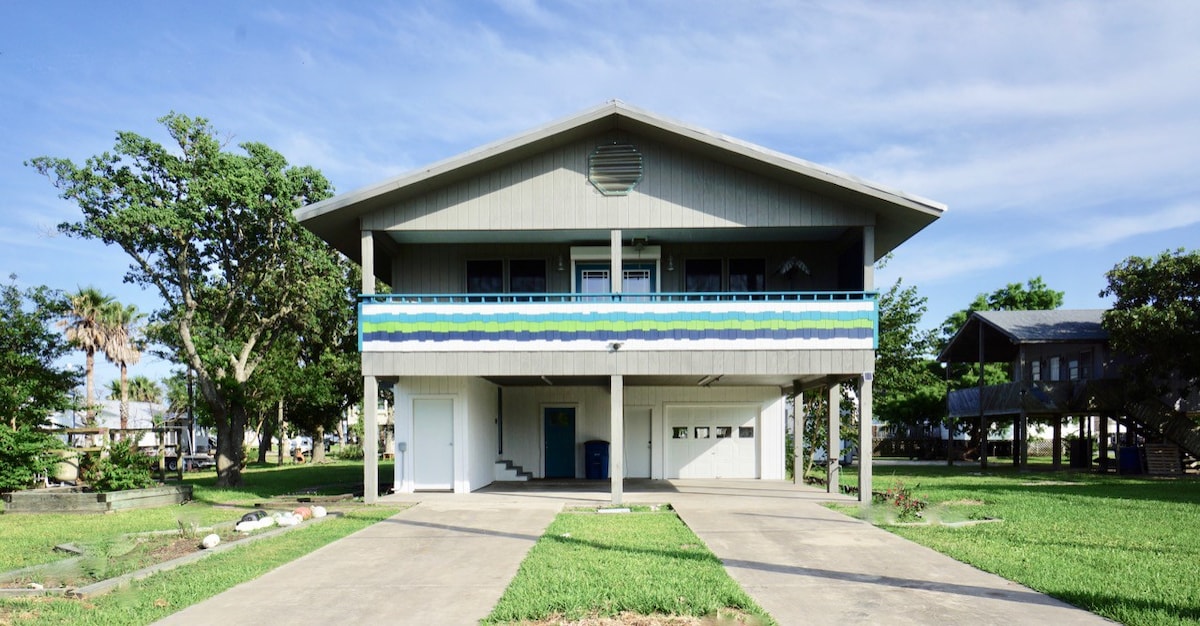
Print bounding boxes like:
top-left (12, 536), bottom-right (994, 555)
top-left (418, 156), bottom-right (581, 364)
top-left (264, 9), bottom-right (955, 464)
top-left (294, 100), bottom-right (946, 263)
top-left (938, 309), bottom-right (1109, 363)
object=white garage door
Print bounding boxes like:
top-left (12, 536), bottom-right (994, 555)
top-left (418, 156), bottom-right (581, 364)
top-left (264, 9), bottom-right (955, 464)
top-left (666, 405), bottom-right (758, 479)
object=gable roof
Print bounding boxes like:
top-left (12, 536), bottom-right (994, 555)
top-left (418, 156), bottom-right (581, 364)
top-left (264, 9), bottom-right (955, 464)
top-left (939, 309), bottom-right (1109, 363)
top-left (296, 100), bottom-right (946, 263)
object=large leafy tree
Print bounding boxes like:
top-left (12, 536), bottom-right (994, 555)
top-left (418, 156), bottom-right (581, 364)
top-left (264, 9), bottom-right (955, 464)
top-left (939, 276), bottom-right (1065, 342)
top-left (874, 278), bottom-right (944, 431)
top-left (31, 113), bottom-right (348, 487)
top-left (1102, 248), bottom-right (1200, 402)
top-left (59, 287), bottom-right (116, 425)
top-left (0, 277), bottom-right (76, 491)
top-left (284, 262), bottom-right (360, 464)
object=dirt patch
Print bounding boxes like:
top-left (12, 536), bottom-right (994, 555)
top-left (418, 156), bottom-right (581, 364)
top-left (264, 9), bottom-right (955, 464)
top-left (509, 609), bottom-right (765, 625)
top-left (1019, 480), bottom-right (1083, 486)
top-left (942, 499), bottom-right (986, 506)
top-left (1, 530), bottom-right (245, 590)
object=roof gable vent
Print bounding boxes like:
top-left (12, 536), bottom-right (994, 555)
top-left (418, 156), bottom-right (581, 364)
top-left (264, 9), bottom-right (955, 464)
top-left (588, 143), bottom-right (643, 196)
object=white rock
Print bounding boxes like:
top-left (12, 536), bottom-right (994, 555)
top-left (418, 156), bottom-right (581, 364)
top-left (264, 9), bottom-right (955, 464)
top-left (201, 534), bottom-right (221, 549)
top-left (235, 521), bottom-right (256, 533)
top-left (276, 514), bottom-right (299, 527)
top-left (311, 506), bottom-right (327, 518)
top-left (259, 516), bottom-right (276, 527)
top-left (29, 582), bottom-right (44, 590)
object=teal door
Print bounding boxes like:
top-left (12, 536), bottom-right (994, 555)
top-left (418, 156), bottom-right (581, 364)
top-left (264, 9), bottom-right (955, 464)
top-left (544, 407), bottom-right (576, 478)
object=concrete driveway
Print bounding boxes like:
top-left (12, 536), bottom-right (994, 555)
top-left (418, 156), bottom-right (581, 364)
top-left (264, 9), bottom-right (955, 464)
top-left (156, 479), bottom-right (1113, 625)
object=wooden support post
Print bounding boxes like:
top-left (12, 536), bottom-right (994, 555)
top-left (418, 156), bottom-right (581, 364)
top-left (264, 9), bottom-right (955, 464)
top-left (827, 384), bottom-right (840, 494)
top-left (1052, 415), bottom-right (1062, 469)
top-left (793, 385), bottom-right (804, 484)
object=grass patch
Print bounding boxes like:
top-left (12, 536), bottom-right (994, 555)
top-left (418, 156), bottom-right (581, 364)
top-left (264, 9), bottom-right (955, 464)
top-left (0, 507), bottom-right (398, 625)
top-left (485, 509), bottom-right (772, 625)
top-left (0, 460), bottom-right (399, 625)
top-left (839, 464), bottom-right (1200, 626)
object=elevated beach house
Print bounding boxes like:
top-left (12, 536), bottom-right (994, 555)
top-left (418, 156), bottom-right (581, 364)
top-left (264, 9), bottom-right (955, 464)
top-left (295, 102), bottom-right (944, 502)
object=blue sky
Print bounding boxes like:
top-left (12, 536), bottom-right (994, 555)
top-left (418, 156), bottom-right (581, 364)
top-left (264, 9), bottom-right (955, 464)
top-left (3, 1), bottom-right (1199, 389)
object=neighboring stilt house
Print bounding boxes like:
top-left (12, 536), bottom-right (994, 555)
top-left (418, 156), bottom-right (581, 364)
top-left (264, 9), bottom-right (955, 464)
top-left (939, 309), bottom-right (1198, 473)
top-left (295, 101), bottom-right (945, 502)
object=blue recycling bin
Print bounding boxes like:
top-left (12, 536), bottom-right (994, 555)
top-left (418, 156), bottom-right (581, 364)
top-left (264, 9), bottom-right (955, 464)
top-left (585, 440), bottom-right (610, 479)
top-left (1118, 446), bottom-right (1143, 474)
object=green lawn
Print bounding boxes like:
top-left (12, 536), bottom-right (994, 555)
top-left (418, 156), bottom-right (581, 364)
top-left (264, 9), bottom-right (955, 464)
top-left (832, 463), bottom-right (1200, 626)
top-left (485, 508), bottom-right (773, 625)
top-left (0, 460), bottom-right (399, 626)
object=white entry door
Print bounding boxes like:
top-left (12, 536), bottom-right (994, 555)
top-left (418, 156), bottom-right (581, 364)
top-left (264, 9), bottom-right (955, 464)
top-left (624, 407), bottom-right (651, 478)
top-left (413, 398), bottom-right (454, 490)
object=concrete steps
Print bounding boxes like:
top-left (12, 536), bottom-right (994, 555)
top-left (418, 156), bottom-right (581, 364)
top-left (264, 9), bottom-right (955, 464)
top-left (494, 460), bottom-right (532, 481)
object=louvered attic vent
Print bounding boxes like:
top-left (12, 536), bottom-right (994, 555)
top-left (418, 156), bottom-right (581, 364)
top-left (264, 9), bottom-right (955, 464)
top-left (588, 143), bottom-right (643, 196)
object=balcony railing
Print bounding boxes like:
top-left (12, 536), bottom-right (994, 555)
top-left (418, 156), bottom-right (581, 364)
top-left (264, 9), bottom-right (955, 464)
top-left (948, 379), bottom-right (1123, 418)
top-left (359, 291), bottom-right (877, 352)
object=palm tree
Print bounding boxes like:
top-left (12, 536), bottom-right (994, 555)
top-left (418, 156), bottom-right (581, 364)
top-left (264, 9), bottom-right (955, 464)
top-left (130, 376), bottom-right (162, 404)
top-left (104, 303), bottom-right (144, 431)
top-left (60, 287), bottom-right (115, 427)
top-left (107, 376), bottom-right (162, 404)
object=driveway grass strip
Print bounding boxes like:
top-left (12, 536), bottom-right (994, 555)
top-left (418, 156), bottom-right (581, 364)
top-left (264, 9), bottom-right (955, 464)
top-left (485, 509), bottom-right (774, 625)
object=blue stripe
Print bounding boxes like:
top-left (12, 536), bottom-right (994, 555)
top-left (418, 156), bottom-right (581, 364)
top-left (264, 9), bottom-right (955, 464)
top-left (361, 327), bottom-right (873, 343)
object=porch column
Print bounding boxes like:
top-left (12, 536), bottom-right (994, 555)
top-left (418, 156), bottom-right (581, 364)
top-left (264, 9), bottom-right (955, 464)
top-left (793, 384), bottom-right (804, 484)
top-left (862, 225), bottom-right (875, 290)
top-left (610, 230), bottom-right (622, 294)
top-left (857, 375), bottom-right (874, 503)
top-left (610, 375), bottom-right (624, 505)
top-left (827, 383), bottom-right (840, 494)
top-left (361, 230), bottom-right (375, 295)
top-left (363, 375), bottom-right (379, 504)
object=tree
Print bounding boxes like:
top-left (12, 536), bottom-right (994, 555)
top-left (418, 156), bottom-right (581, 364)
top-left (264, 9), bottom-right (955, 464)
top-left (107, 375), bottom-right (162, 404)
top-left (0, 276), bottom-right (76, 491)
top-left (1102, 248), bottom-right (1200, 401)
top-left (31, 113), bottom-right (348, 487)
top-left (59, 287), bottom-right (115, 426)
top-left (103, 303), bottom-right (144, 431)
top-left (874, 278), bottom-right (944, 432)
top-left (284, 262), bottom-right (360, 464)
top-left (939, 276), bottom-right (1065, 342)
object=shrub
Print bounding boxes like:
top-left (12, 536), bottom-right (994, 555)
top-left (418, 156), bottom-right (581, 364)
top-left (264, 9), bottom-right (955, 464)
top-left (873, 480), bottom-right (928, 521)
top-left (335, 443), bottom-right (364, 461)
top-left (0, 426), bottom-right (64, 492)
top-left (81, 440), bottom-right (156, 491)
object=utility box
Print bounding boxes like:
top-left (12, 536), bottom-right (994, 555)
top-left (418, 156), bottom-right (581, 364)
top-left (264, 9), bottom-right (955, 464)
top-left (584, 440), bottom-right (610, 480)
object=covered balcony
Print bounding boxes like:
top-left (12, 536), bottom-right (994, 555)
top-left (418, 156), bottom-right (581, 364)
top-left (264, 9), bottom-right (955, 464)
top-left (359, 290), bottom-right (877, 354)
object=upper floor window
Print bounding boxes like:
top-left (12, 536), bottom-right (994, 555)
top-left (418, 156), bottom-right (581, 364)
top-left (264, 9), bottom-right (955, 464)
top-left (1048, 356), bottom-right (1062, 382)
top-left (685, 259), bottom-right (722, 293)
top-left (1030, 360), bottom-right (1042, 381)
top-left (1080, 351), bottom-right (1093, 379)
top-left (1068, 358), bottom-right (1080, 381)
top-left (729, 258), bottom-right (766, 292)
top-left (466, 260), bottom-right (503, 294)
top-left (510, 260), bottom-right (547, 294)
